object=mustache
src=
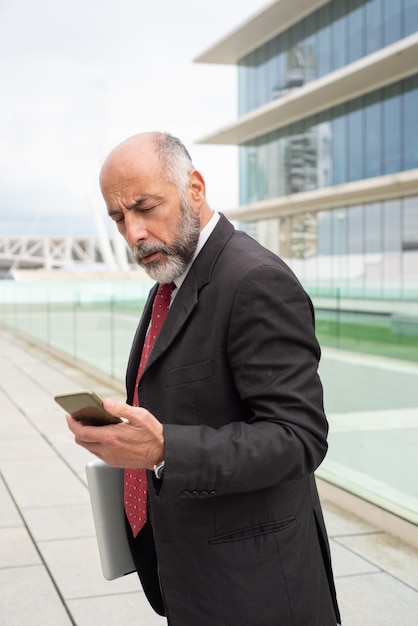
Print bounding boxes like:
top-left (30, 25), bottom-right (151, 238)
top-left (132, 242), bottom-right (171, 262)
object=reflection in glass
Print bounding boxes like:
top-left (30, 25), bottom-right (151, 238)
top-left (383, 83), bottom-right (402, 175)
top-left (240, 197), bottom-right (417, 300)
top-left (347, 102), bottom-right (364, 182)
top-left (331, 107), bottom-right (346, 186)
top-left (240, 77), bottom-right (418, 205)
top-left (404, 0), bottom-right (418, 37)
top-left (316, 3), bottom-right (332, 78)
top-left (383, 0), bottom-right (402, 46)
top-left (383, 200), bottom-right (402, 298)
top-left (347, 0), bottom-right (364, 63)
top-left (365, 203), bottom-right (383, 295)
top-left (403, 76), bottom-right (418, 170)
top-left (365, 91), bottom-right (382, 178)
top-left (365, 0), bottom-right (382, 54)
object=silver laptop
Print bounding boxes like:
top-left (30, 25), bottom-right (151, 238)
top-left (86, 459), bottom-right (136, 580)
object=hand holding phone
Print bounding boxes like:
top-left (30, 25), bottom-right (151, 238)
top-left (54, 391), bottom-right (122, 426)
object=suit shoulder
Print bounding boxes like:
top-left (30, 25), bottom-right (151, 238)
top-left (223, 228), bottom-right (298, 281)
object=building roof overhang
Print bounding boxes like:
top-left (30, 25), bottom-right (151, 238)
top-left (194, 0), bottom-right (329, 65)
top-left (224, 170), bottom-right (418, 221)
top-left (196, 33), bottom-right (418, 146)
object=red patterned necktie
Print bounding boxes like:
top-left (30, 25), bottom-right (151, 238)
top-left (124, 282), bottom-right (175, 537)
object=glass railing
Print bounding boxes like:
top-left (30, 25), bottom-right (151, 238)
top-left (0, 278), bottom-right (152, 381)
top-left (1, 278), bottom-right (417, 526)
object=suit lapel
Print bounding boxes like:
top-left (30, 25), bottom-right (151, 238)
top-left (126, 214), bottom-right (234, 399)
top-left (144, 271), bottom-right (198, 371)
top-left (126, 283), bottom-right (157, 402)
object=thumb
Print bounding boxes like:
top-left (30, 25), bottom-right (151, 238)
top-left (102, 398), bottom-right (137, 421)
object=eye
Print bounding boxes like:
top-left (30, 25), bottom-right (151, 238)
top-left (109, 213), bottom-right (124, 225)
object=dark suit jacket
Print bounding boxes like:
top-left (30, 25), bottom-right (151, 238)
top-left (126, 214), bottom-right (340, 626)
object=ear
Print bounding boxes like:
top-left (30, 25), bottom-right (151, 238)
top-left (187, 169), bottom-right (206, 204)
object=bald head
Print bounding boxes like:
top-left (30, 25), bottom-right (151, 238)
top-left (99, 131), bottom-right (213, 281)
top-left (100, 132), bottom-right (194, 201)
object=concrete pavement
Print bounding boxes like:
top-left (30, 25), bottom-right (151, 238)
top-left (1, 327), bottom-right (417, 625)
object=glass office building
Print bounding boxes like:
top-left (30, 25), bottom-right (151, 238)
top-left (196, 0), bottom-right (418, 301)
top-left (196, 1), bottom-right (418, 535)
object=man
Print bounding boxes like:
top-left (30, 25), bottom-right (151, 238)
top-left (68, 131), bottom-right (341, 625)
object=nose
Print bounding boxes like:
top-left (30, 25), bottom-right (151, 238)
top-left (124, 213), bottom-right (148, 248)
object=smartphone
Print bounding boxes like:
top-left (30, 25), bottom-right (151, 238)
top-left (54, 390), bottom-right (122, 426)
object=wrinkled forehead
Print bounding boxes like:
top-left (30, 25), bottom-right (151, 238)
top-left (100, 139), bottom-right (162, 193)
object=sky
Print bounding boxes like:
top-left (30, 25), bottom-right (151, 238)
top-left (0, 0), bottom-right (268, 236)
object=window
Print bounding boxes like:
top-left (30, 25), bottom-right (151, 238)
top-left (303, 12), bottom-right (317, 82)
top-left (383, 199), bottom-right (402, 297)
top-left (365, 91), bottom-right (382, 178)
top-left (287, 121), bottom-right (304, 193)
top-left (347, 0), bottom-right (365, 63)
top-left (238, 0), bottom-right (411, 113)
top-left (383, 0), bottom-right (402, 46)
top-left (365, 0), bottom-right (382, 54)
top-left (365, 202), bottom-right (382, 254)
top-left (316, 3), bottom-right (332, 77)
top-left (347, 100), bottom-right (364, 182)
top-left (403, 197), bottom-right (418, 251)
top-left (316, 111), bottom-right (332, 188)
top-left (402, 197), bottom-right (418, 287)
top-left (331, 106), bottom-right (347, 185)
top-left (403, 76), bottom-right (418, 170)
top-left (383, 200), bottom-right (402, 253)
top-left (332, 1), bottom-right (348, 70)
top-left (383, 83), bottom-right (402, 174)
top-left (365, 202), bottom-right (383, 294)
top-left (403, 0), bottom-right (418, 37)
top-left (318, 211), bottom-right (332, 254)
top-left (348, 205), bottom-right (364, 255)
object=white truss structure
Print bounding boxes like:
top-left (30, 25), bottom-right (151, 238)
top-left (0, 234), bottom-right (132, 272)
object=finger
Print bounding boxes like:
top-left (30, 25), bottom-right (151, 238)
top-left (103, 398), bottom-right (141, 423)
top-left (65, 413), bottom-right (80, 434)
top-left (65, 414), bottom-right (102, 444)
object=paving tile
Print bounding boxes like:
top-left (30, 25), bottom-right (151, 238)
top-left (0, 477), bottom-right (23, 528)
top-left (0, 527), bottom-right (41, 568)
top-left (1, 327), bottom-right (418, 626)
top-left (1, 457), bottom-right (90, 509)
top-left (0, 395), bottom-right (39, 438)
top-left (337, 571), bottom-right (418, 626)
top-left (0, 434), bottom-right (56, 461)
top-left (39, 536), bottom-right (139, 599)
top-left (0, 367), bottom-right (46, 403)
top-left (67, 591), bottom-right (167, 626)
top-left (337, 531), bottom-right (418, 590)
top-left (0, 565), bottom-right (73, 626)
top-left (0, 389), bottom-right (24, 420)
top-left (329, 538), bottom-right (380, 577)
top-left (28, 409), bottom-right (72, 437)
top-left (48, 432), bottom-right (96, 474)
top-left (323, 500), bottom-right (377, 536)
top-left (23, 503), bottom-right (95, 542)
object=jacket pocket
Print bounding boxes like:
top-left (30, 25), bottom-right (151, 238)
top-left (166, 359), bottom-right (213, 387)
top-left (208, 516), bottom-right (296, 545)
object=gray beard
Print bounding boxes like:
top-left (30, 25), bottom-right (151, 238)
top-left (131, 201), bottom-right (200, 283)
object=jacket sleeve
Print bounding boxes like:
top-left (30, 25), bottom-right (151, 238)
top-left (159, 263), bottom-right (328, 498)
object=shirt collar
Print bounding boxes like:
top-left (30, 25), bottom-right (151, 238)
top-left (172, 211), bottom-right (220, 296)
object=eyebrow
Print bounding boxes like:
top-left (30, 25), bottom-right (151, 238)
top-left (126, 196), bottom-right (157, 211)
top-left (107, 195), bottom-right (163, 217)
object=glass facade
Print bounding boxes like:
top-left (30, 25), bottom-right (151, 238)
top-left (239, 75), bottom-right (418, 204)
top-left (246, 197), bottom-right (418, 299)
top-left (238, 0), bottom-right (418, 115)
top-left (230, 0), bottom-right (418, 531)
